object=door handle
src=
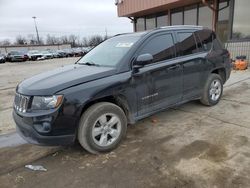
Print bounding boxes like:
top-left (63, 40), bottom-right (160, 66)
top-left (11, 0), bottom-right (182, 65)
top-left (167, 64), bottom-right (181, 71)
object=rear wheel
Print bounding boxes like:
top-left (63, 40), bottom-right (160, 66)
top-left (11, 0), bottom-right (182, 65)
top-left (78, 102), bottom-right (127, 154)
top-left (200, 74), bottom-right (223, 106)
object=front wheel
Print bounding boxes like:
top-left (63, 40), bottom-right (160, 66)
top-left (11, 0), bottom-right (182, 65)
top-left (200, 74), bottom-right (223, 106)
top-left (78, 102), bottom-right (127, 154)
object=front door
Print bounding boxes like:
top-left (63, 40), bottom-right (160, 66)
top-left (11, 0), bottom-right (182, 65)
top-left (132, 32), bottom-right (183, 116)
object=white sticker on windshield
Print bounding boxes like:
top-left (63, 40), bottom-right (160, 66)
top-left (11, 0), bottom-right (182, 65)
top-left (116, 43), bottom-right (134, 48)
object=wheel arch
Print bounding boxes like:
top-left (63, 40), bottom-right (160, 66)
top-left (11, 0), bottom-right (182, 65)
top-left (211, 67), bottom-right (226, 84)
top-left (79, 95), bottom-right (135, 125)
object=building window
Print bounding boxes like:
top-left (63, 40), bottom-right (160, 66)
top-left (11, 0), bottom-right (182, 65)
top-left (171, 8), bottom-right (183, 25)
top-left (184, 5), bottom-right (198, 25)
top-left (146, 16), bottom-right (156, 30)
top-left (157, 13), bottom-right (168, 27)
top-left (136, 18), bottom-right (145, 32)
top-left (198, 3), bottom-right (213, 29)
top-left (217, 0), bottom-right (230, 43)
top-left (218, 0), bottom-right (230, 21)
top-left (139, 34), bottom-right (176, 63)
top-left (232, 0), bottom-right (250, 39)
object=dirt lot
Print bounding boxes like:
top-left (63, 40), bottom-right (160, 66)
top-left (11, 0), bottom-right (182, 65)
top-left (1, 59), bottom-right (250, 188)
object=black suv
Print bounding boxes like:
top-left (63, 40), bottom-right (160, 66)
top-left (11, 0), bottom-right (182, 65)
top-left (13, 26), bottom-right (231, 154)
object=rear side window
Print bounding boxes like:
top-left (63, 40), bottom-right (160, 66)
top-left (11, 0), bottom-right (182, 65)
top-left (139, 34), bottom-right (176, 63)
top-left (195, 30), bottom-right (213, 51)
top-left (177, 32), bottom-right (198, 56)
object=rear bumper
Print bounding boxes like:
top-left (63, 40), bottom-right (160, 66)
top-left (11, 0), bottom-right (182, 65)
top-left (13, 111), bottom-right (75, 146)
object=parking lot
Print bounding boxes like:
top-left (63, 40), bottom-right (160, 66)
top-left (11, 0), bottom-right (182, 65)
top-left (1, 59), bottom-right (250, 188)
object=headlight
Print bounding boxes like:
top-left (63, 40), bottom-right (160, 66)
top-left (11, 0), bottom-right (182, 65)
top-left (31, 95), bottom-right (63, 110)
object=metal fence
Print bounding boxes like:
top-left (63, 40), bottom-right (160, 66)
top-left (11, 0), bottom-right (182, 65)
top-left (226, 40), bottom-right (250, 62)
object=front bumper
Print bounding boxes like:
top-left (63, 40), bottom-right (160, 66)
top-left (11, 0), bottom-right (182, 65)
top-left (13, 110), bottom-right (75, 146)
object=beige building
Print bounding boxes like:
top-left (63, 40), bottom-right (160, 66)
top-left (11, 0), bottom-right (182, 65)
top-left (116, 0), bottom-right (250, 61)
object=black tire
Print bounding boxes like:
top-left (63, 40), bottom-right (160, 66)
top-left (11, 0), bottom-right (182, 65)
top-left (200, 73), bottom-right (223, 106)
top-left (78, 102), bottom-right (127, 154)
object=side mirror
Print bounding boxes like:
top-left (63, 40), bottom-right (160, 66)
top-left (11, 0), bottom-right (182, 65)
top-left (134, 53), bottom-right (153, 68)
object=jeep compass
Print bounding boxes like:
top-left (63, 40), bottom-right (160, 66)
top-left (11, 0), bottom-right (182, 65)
top-left (13, 26), bottom-right (231, 154)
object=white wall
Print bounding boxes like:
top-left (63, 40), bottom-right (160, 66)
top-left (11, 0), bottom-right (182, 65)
top-left (0, 44), bottom-right (71, 54)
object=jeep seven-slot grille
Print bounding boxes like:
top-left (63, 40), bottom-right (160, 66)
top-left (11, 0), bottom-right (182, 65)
top-left (14, 93), bottom-right (30, 113)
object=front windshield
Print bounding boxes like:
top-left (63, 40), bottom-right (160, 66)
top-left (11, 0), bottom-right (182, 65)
top-left (78, 35), bottom-right (140, 67)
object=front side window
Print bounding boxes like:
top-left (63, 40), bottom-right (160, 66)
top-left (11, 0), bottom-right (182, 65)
top-left (78, 35), bottom-right (140, 67)
top-left (177, 32), bottom-right (198, 56)
top-left (139, 34), bottom-right (176, 64)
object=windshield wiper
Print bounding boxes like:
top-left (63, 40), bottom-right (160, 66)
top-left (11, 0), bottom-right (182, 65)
top-left (78, 61), bottom-right (100, 66)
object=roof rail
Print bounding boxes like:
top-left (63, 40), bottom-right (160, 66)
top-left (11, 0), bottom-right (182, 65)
top-left (159, 25), bottom-right (204, 29)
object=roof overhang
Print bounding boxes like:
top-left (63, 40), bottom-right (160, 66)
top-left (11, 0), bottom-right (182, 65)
top-left (117, 0), bottom-right (202, 17)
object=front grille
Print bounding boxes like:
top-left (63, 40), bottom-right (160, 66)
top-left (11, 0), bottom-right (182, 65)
top-left (14, 93), bottom-right (30, 113)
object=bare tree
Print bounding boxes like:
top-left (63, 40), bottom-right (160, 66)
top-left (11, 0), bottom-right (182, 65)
top-left (0, 39), bottom-right (11, 46)
top-left (39, 36), bottom-right (44, 45)
top-left (15, 35), bottom-right (27, 45)
top-left (60, 35), bottom-right (69, 44)
top-left (68, 34), bottom-right (78, 47)
top-left (81, 37), bottom-right (88, 47)
top-left (46, 34), bottom-right (60, 45)
top-left (27, 34), bottom-right (37, 45)
top-left (76, 36), bottom-right (81, 47)
top-left (88, 35), bottom-right (104, 46)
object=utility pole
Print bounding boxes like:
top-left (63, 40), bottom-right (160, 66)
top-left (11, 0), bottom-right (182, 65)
top-left (105, 27), bottom-right (108, 39)
top-left (32, 16), bottom-right (40, 44)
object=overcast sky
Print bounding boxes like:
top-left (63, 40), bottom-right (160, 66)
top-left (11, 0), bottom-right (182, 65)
top-left (0, 0), bottom-right (132, 42)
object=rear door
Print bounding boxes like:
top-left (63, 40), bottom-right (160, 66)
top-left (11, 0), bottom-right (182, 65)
top-left (132, 32), bottom-right (183, 116)
top-left (175, 30), bottom-right (207, 100)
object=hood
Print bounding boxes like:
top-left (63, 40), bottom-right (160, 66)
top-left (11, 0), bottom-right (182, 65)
top-left (17, 64), bottom-right (116, 96)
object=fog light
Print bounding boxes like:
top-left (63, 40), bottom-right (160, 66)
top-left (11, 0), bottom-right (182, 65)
top-left (34, 122), bottom-right (51, 133)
